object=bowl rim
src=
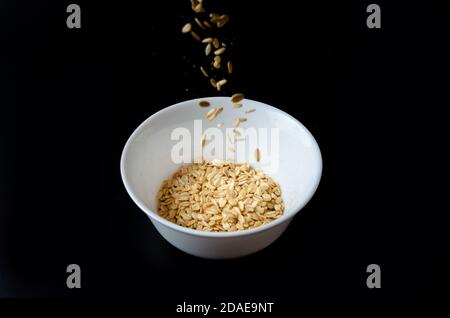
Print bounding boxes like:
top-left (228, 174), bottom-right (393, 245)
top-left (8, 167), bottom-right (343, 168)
top-left (120, 96), bottom-right (323, 238)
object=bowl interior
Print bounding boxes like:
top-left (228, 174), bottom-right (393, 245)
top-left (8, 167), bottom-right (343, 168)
top-left (121, 97), bottom-right (322, 222)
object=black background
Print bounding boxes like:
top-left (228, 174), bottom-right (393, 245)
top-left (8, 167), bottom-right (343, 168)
top-left (1, 0), bottom-right (449, 308)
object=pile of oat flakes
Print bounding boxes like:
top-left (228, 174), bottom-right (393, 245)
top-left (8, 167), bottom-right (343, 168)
top-left (157, 160), bottom-right (284, 232)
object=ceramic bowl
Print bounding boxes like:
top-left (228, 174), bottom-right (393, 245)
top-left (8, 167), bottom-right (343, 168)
top-left (120, 97), bottom-right (322, 259)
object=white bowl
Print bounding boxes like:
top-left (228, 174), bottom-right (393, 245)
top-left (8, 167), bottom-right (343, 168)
top-left (120, 97), bottom-right (322, 259)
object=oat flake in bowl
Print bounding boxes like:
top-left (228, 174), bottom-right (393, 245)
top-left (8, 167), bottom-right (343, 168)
top-left (157, 159), bottom-right (284, 232)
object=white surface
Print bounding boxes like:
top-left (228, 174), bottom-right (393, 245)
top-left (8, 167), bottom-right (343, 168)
top-left (120, 97), bottom-right (322, 259)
